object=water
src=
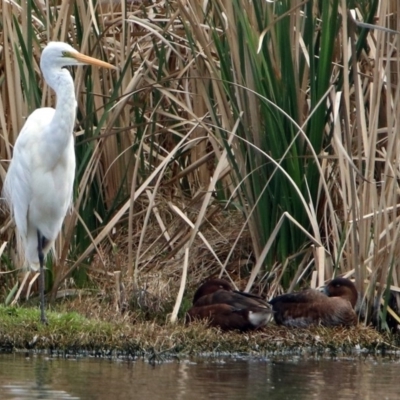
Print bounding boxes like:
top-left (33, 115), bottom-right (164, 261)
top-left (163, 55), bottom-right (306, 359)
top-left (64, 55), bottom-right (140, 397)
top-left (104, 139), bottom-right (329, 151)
top-left (0, 352), bottom-right (399, 399)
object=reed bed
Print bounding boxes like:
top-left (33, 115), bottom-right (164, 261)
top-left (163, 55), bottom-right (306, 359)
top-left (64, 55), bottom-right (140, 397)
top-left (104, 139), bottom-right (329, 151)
top-left (0, 0), bottom-right (400, 331)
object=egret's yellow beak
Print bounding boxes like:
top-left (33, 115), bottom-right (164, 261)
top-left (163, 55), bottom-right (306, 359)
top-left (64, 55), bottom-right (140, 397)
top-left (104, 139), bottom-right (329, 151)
top-left (70, 52), bottom-right (117, 69)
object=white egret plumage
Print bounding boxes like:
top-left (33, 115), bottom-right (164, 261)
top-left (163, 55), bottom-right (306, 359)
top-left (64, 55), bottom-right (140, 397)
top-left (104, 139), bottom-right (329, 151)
top-left (3, 42), bottom-right (115, 323)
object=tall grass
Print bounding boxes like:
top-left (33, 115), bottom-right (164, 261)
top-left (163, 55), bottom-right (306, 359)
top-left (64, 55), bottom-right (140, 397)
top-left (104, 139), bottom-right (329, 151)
top-left (0, 0), bottom-right (399, 327)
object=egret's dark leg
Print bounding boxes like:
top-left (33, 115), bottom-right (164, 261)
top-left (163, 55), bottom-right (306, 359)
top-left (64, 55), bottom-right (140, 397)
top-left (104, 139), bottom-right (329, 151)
top-left (37, 230), bottom-right (48, 324)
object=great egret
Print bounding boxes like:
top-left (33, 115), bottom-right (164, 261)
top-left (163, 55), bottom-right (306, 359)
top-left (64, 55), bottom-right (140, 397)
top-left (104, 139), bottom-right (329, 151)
top-left (3, 42), bottom-right (115, 323)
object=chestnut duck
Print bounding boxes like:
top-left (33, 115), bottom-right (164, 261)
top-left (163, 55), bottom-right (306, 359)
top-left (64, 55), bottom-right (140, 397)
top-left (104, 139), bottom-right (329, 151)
top-left (186, 279), bottom-right (273, 331)
top-left (269, 277), bottom-right (358, 327)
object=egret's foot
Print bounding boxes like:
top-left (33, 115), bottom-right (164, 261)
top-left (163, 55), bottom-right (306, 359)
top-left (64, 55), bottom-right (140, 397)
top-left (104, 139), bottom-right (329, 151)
top-left (40, 314), bottom-right (48, 325)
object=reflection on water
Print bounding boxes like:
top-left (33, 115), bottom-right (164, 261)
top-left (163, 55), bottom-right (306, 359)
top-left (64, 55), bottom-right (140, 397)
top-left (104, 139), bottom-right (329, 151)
top-left (0, 352), bottom-right (399, 399)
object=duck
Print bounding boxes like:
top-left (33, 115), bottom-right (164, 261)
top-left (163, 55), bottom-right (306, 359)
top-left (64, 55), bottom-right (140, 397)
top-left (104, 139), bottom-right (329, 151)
top-left (269, 277), bottom-right (358, 327)
top-left (186, 279), bottom-right (273, 331)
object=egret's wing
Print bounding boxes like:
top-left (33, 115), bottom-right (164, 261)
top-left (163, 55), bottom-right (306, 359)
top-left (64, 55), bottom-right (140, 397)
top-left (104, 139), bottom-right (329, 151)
top-left (3, 108), bottom-right (56, 240)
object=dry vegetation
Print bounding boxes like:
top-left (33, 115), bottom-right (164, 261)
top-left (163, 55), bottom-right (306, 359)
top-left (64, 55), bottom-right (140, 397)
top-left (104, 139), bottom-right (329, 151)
top-left (1, 0), bottom-right (400, 346)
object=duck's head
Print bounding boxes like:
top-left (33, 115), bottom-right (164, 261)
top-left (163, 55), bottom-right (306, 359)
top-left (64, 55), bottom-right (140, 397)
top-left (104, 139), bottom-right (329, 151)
top-left (192, 279), bottom-right (234, 304)
top-left (324, 277), bottom-right (358, 308)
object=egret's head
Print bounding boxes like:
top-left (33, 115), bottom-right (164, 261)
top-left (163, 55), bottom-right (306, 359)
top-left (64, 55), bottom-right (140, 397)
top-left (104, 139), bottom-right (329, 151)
top-left (40, 41), bottom-right (116, 72)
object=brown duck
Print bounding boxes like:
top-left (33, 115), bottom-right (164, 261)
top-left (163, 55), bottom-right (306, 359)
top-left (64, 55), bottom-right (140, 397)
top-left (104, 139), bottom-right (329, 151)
top-left (186, 279), bottom-right (273, 331)
top-left (269, 277), bottom-right (358, 327)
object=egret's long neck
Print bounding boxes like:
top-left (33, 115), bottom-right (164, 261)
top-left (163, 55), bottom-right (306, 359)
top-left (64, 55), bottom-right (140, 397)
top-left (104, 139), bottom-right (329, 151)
top-left (43, 67), bottom-right (77, 152)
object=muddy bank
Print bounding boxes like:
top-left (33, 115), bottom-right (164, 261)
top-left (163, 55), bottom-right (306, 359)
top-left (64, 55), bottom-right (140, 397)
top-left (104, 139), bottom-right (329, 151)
top-left (0, 306), bottom-right (396, 359)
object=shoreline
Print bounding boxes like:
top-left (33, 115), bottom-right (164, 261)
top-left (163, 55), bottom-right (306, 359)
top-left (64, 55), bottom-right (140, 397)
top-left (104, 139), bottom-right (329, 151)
top-left (0, 306), bottom-right (396, 358)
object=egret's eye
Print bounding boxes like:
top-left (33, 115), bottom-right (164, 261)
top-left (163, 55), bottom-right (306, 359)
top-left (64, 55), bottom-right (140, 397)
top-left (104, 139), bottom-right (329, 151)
top-left (62, 51), bottom-right (69, 57)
